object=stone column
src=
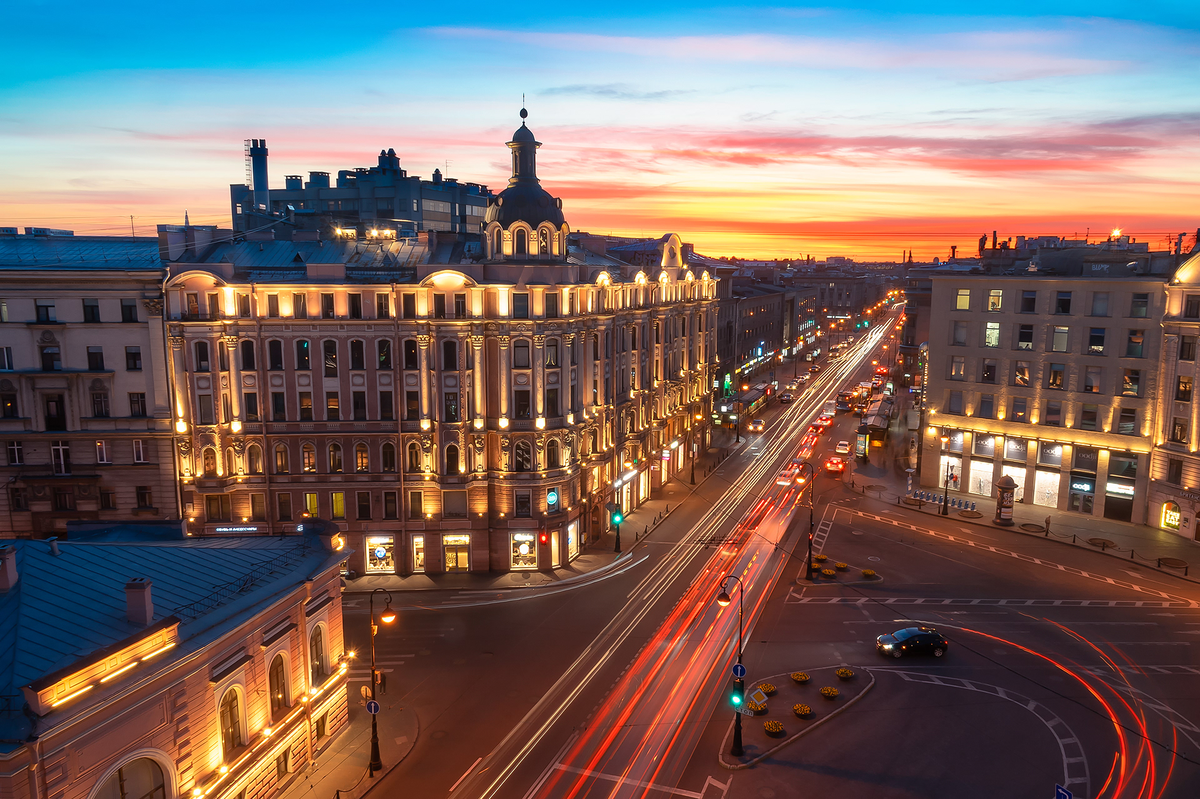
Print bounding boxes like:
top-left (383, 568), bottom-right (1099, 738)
top-left (497, 335), bottom-right (511, 418)
top-left (144, 298), bottom-right (170, 417)
top-left (417, 334), bottom-right (431, 421)
top-left (563, 333), bottom-right (575, 413)
top-left (168, 335), bottom-right (190, 424)
top-left (533, 334), bottom-right (546, 416)
top-left (222, 334), bottom-right (242, 423)
top-left (471, 334), bottom-right (485, 422)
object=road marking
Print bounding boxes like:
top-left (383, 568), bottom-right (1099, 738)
top-left (450, 757), bottom-right (483, 793)
top-left (550, 764), bottom-right (727, 798)
top-left (786, 593), bottom-right (1190, 607)
top-left (1099, 641), bottom-right (1192, 645)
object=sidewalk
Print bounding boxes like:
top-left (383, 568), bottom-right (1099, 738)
top-left (343, 432), bottom-right (741, 595)
top-left (844, 410), bottom-right (1200, 584)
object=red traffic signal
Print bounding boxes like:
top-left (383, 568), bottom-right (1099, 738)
top-left (539, 532), bottom-right (549, 545)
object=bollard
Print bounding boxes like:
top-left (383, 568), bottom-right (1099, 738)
top-left (971, 502), bottom-right (976, 512)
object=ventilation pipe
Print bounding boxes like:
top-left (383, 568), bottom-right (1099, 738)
top-left (249, 139), bottom-right (269, 211)
top-left (126, 578), bottom-right (154, 625)
top-left (0, 546), bottom-right (16, 592)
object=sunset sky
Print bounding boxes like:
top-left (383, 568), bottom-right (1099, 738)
top-left (2, 1), bottom-right (1197, 259)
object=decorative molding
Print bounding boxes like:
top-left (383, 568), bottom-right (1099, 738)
top-left (141, 297), bottom-right (165, 316)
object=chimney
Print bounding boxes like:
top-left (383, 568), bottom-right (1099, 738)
top-left (46, 536), bottom-right (60, 556)
top-left (249, 139), bottom-right (270, 212)
top-left (0, 546), bottom-right (16, 592)
top-left (992, 230), bottom-right (998, 249)
top-left (125, 578), bottom-right (154, 626)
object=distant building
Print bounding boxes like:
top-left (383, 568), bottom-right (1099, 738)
top-left (230, 140), bottom-right (490, 238)
top-left (0, 232), bottom-right (178, 536)
top-left (0, 522), bottom-right (348, 799)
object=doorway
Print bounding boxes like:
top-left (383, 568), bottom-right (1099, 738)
top-left (444, 546), bottom-right (469, 572)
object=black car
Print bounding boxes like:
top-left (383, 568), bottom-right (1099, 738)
top-left (779, 393), bottom-right (794, 404)
top-left (876, 626), bottom-right (949, 658)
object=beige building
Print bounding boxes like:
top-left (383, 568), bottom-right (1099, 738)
top-left (0, 523), bottom-right (348, 799)
top-left (0, 237), bottom-right (179, 535)
top-left (160, 112), bottom-right (718, 575)
top-left (921, 269), bottom-right (1167, 524)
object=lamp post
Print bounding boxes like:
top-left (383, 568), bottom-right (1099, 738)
top-left (939, 434), bottom-right (950, 516)
top-left (795, 461), bottom-right (817, 580)
top-left (691, 412), bottom-right (701, 485)
top-left (715, 575), bottom-right (744, 757)
top-left (736, 383), bottom-right (748, 443)
top-left (368, 588), bottom-right (397, 776)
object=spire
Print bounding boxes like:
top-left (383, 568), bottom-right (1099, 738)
top-left (507, 104), bottom-right (540, 185)
top-left (184, 210), bottom-right (190, 226)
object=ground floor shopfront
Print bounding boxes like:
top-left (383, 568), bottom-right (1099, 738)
top-left (920, 427), bottom-right (1148, 525)
top-left (1147, 481), bottom-right (1200, 541)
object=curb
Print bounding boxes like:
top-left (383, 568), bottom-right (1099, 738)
top-left (356, 709), bottom-right (420, 799)
top-left (718, 665), bottom-right (876, 770)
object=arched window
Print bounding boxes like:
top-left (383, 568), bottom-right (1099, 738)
top-left (247, 444), bottom-right (262, 474)
top-left (269, 653), bottom-right (288, 717)
top-left (515, 440), bottom-right (532, 472)
top-left (322, 340), bottom-right (337, 376)
top-left (295, 339), bottom-right (310, 370)
top-left (224, 448), bottom-right (235, 477)
top-left (403, 339), bottom-right (419, 370)
top-left (268, 340), bottom-right (284, 370)
top-left (539, 227), bottom-right (549, 255)
top-left (442, 340), bottom-right (457, 371)
top-left (547, 439), bottom-right (561, 469)
top-left (492, 227), bottom-right (502, 256)
top-left (382, 442), bottom-right (396, 472)
top-left (274, 444), bottom-right (289, 474)
top-left (513, 340), bottom-right (530, 369)
top-left (94, 758), bottom-right (166, 799)
top-left (310, 626), bottom-right (326, 684)
top-left (240, 338), bottom-right (256, 369)
top-left (377, 339), bottom-right (392, 369)
top-left (219, 688), bottom-right (242, 759)
top-left (407, 442), bottom-right (422, 472)
top-left (302, 443), bottom-right (316, 473)
top-left (195, 340), bottom-right (210, 372)
top-left (350, 339), bottom-right (365, 370)
top-left (328, 443), bottom-right (343, 473)
top-left (515, 228), bottom-right (527, 255)
top-left (445, 444), bottom-right (460, 475)
top-left (356, 443), bottom-right (369, 473)
top-left (202, 447), bottom-right (217, 477)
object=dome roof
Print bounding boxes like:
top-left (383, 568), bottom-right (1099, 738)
top-left (484, 109), bottom-right (566, 230)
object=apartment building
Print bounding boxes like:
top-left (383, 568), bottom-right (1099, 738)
top-left (163, 112), bottom-right (718, 575)
top-left (0, 234), bottom-right (178, 535)
top-left (921, 271), bottom-right (1167, 524)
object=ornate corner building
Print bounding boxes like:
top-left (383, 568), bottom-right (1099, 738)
top-left (161, 112), bottom-right (718, 574)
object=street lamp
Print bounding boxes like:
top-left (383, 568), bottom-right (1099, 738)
top-left (736, 383), bottom-right (749, 443)
top-left (368, 588), bottom-right (397, 776)
top-left (796, 462), bottom-right (817, 580)
top-left (715, 575), bottom-right (745, 757)
top-left (939, 434), bottom-right (950, 516)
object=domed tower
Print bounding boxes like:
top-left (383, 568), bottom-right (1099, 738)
top-left (484, 108), bottom-right (570, 261)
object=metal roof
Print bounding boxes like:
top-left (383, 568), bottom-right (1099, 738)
top-left (0, 235), bottom-right (161, 269)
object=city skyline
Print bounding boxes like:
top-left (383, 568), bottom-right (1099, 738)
top-left (2, 2), bottom-right (1198, 258)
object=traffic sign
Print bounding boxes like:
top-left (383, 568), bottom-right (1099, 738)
top-left (749, 689), bottom-right (768, 706)
top-left (732, 663), bottom-right (746, 679)
top-left (734, 705), bottom-right (756, 717)
top-left (366, 700), bottom-right (380, 715)
top-left (1054, 787), bottom-right (1072, 799)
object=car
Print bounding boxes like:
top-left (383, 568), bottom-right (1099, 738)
top-left (776, 462), bottom-right (800, 486)
top-left (806, 425), bottom-right (821, 437)
top-left (797, 373), bottom-right (810, 383)
top-left (824, 456), bottom-right (846, 473)
top-left (816, 414), bottom-right (833, 427)
top-left (749, 418), bottom-right (765, 432)
top-left (780, 393), bottom-right (794, 404)
top-left (876, 627), bottom-right (950, 659)
top-left (875, 365), bottom-right (888, 376)
top-left (835, 440), bottom-right (851, 455)
top-left (809, 365), bottom-right (821, 373)
top-left (786, 381), bottom-right (799, 390)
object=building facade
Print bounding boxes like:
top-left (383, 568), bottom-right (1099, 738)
top-left (164, 112), bottom-right (718, 575)
top-left (920, 271), bottom-right (1167, 524)
top-left (0, 234), bottom-right (179, 535)
top-left (0, 524), bottom-right (348, 799)
top-left (713, 270), bottom-right (818, 395)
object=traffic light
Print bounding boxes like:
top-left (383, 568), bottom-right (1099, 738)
top-left (539, 531), bottom-right (549, 545)
top-left (611, 510), bottom-right (624, 526)
top-left (730, 678), bottom-right (745, 708)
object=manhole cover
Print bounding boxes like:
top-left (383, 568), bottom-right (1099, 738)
top-left (1020, 524), bottom-right (1045, 532)
top-left (852, 530), bottom-right (864, 536)
top-left (868, 556), bottom-right (881, 562)
top-left (1088, 537), bottom-right (1116, 550)
top-left (959, 510), bottom-right (982, 518)
top-left (1159, 557), bottom-right (1188, 569)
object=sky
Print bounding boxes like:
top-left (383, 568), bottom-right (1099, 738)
top-left (1, 1), bottom-right (1198, 260)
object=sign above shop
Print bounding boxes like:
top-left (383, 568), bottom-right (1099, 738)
top-left (1105, 482), bottom-right (1135, 498)
top-left (215, 526), bottom-right (258, 533)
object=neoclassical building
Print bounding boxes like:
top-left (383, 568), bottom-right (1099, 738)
top-left (161, 111), bottom-right (718, 575)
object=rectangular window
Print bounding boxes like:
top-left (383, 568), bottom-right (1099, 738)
top-left (1171, 417), bottom-right (1189, 443)
top-left (1084, 366), bottom-right (1102, 394)
top-left (986, 290), bottom-right (1002, 312)
top-left (1130, 293), bottom-right (1148, 318)
top-left (10, 487), bottom-right (29, 511)
top-left (1182, 336), bottom-right (1197, 361)
top-left (1168, 459), bottom-right (1184, 485)
top-left (1011, 397), bottom-right (1028, 423)
top-left (1079, 404), bottom-right (1098, 430)
top-left (267, 294), bottom-right (280, 317)
top-left (1017, 325), bottom-right (1033, 350)
top-left (293, 293), bottom-right (308, 319)
top-left (357, 491), bottom-right (372, 520)
top-left (1125, 330), bottom-right (1144, 358)
top-left (326, 392), bottom-right (339, 421)
top-left (378, 340), bottom-right (392, 369)
top-left (2, 394), bottom-right (18, 418)
top-left (546, 387), bottom-right (559, 417)
top-left (545, 293), bottom-right (559, 319)
top-left (51, 440), bottom-right (71, 475)
top-left (376, 293), bottom-right (390, 319)
top-left (130, 393), bottom-right (148, 418)
top-left (54, 488), bottom-right (76, 511)
top-left (405, 391), bottom-right (419, 420)
top-left (1118, 407), bottom-right (1137, 435)
top-left (133, 439), bottom-right (147, 463)
top-left (7, 441), bottom-right (24, 465)
top-left (443, 391), bottom-right (459, 422)
top-left (1186, 296), bottom-right (1200, 319)
top-left (983, 322), bottom-right (1000, 348)
top-left (379, 390), bottom-right (394, 421)
top-left (946, 390), bottom-right (963, 415)
top-left (350, 340), bottom-right (365, 370)
top-left (1050, 326), bottom-right (1068, 352)
top-left (1177, 376), bottom-right (1194, 403)
top-left (514, 389), bottom-right (532, 419)
top-left (1047, 363), bottom-right (1065, 390)
top-left (82, 298), bottom-right (101, 323)
top-left (35, 300), bottom-right (55, 323)
top-left (100, 490), bottom-right (116, 510)
top-left (121, 298), bottom-right (138, 323)
top-left (433, 294), bottom-right (446, 319)
top-left (955, 289), bottom-right (970, 310)
top-left (513, 293), bottom-right (530, 319)
top-left (950, 356), bottom-right (965, 380)
top-left (323, 341), bottom-right (337, 376)
top-left (546, 340), bottom-right (560, 368)
top-left (1055, 291), bottom-right (1072, 314)
top-left (1091, 292), bottom-right (1109, 317)
top-left (352, 390), bottom-right (367, 421)
top-left (444, 490), bottom-right (468, 518)
top-left (1020, 291), bottom-right (1037, 313)
top-left (125, 346), bottom-right (142, 371)
top-left (514, 490), bottom-right (532, 518)
top-left (91, 392), bottom-right (110, 417)
top-left (330, 492), bottom-right (345, 519)
top-left (1088, 328), bottom-right (1105, 355)
top-left (977, 393), bottom-right (995, 419)
top-left (402, 293), bottom-right (416, 319)
top-left (383, 491), bottom-right (398, 519)
top-left (237, 294), bottom-right (251, 317)
top-left (952, 321), bottom-right (967, 346)
top-left (454, 293), bottom-right (467, 319)
top-left (980, 359), bottom-right (997, 384)
top-left (277, 493), bottom-right (292, 521)
top-left (1043, 401), bottom-right (1061, 426)
top-left (348, 293), bottom-right (362, 319)
top-left (299, 392), bottom-right (313, 421)
top-left (244, 391), bottom-right (259, 421)
top-left (40, 346), bottom-right (61, 371)
top-left (1122, 369), bottom-right (1141, 396)
top-left (1013, 361), bottom-right (1030, 386)
top-left (218, 343), bottom-right (229, 372)
top-left (86, 346), bottom-right (104, 371)
top-left (196, 393), bottom-right (214, 425)
top-left (321, 293), bottom-right (335, 319)
top-left (272, 392), bottom-right (286, 421)
top-left (409, 490), bottom-right (423, 519)
top-left (304, 492), bottom-right (319, 517)
top-left (0, 347), bottom-right (12, 370)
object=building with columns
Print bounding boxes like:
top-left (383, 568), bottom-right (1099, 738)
top-left (160, 111), bottom-right (718, 575)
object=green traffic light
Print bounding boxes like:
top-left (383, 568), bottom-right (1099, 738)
top-left (611, 512), bottom-right (623, 525)
top-left (731, 693), bottom-right (742, 705)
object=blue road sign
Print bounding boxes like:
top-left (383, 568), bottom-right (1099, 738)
top-left (1055, 786), bottom-right (1072, 799)
top-left (732, 663), bottom-right (747, 679)
top-left (366, 700), bottom-right (380, 715)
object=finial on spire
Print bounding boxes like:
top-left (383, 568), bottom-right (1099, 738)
top-left (520, 94), bottom-right (528, 122)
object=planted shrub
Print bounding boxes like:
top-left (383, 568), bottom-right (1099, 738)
top-left (793, 703), bottom-right (813, 718)
top-left (790, 671), bottom-right (810, 684)
top-left (835, 668), bottom-right (855, 680)
top-left (764, 719), bottom-right (785, 736)
top-left (759, 682), bottom-right (777, 696)
top-left (862, 569), bottom-right (877, 578)
top-left (820, 686), bottom-right (840, 700)
top-left (835, 562), bottom-right (848, 571)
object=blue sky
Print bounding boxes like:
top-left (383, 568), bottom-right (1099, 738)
top-left (2, 1), bottom-right (1197, 257)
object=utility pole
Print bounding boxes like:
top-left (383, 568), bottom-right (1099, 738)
top-left (129, 216), bottom-right (135, 238)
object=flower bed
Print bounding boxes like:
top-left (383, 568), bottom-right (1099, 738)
top-left (814, 554), bottom-right (828, 563)
top-left (862, 569), bottom-right (876, 578)
top-left (746, 700), bottom-right (766, 714)
top-left (790, 671), bottom-right (810, 684)
top-left (821, 568), bottom-right (836, 577)
top-left (836, 668), bottom-right (855, 680)
top-left (792, 703), bottom-right (813, 718)
top-left (764, 719), bottom-right (785, 736)
top-left (758, 682), bottom-right (777, 696)
top-left (820, 686), bottom-right (840, 700)
top-left (835, 562), bottom-right (848, 571)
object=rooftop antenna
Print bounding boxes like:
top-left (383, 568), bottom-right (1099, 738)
top-left (129, 215), bottom-right (135, 237)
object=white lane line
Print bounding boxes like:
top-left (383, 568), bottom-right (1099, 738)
top-left (450, 757), bottom-right (483, 793)
top-left (786, 596), bottom-right (1189, 607)
top-left (551, 764), bottom-right (710, 798)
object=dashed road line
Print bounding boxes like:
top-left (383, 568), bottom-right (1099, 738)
top-left (785, 593), bottom-right (1189, 607)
